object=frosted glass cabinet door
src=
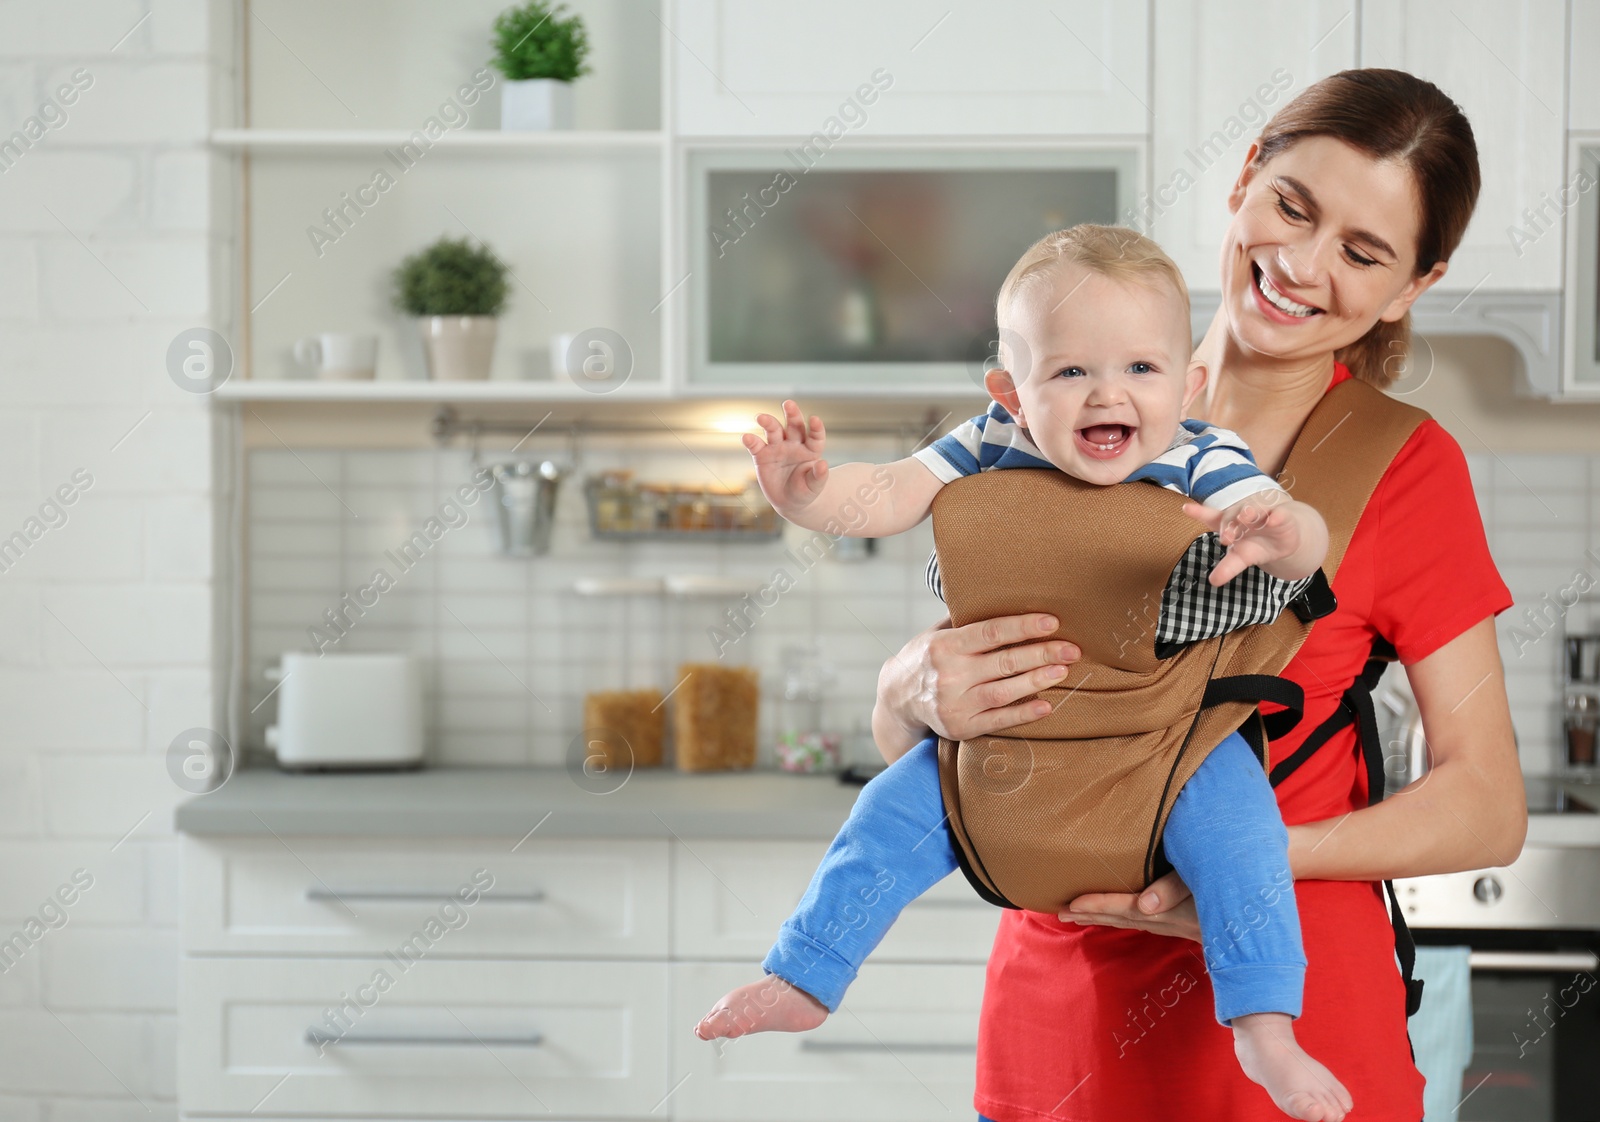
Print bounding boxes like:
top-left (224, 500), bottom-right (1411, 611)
top-left (684, 147), bottom-right (1140, 391)
top-left (1360, 0), bottom-right (1566, 291)
top-left (669, 0), bottom-right (1150, 136)
top-left (1149, 1), bottom-right (1358, 292)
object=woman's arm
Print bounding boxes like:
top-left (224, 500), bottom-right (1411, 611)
top-left (1062, 615), bottom-right (1526, 939)
top-left (1289, 616), bottom-right (1526, 879)
top-left (870, 613), bottom-right (1081, 763)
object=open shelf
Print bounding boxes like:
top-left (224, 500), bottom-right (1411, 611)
top-left (211, 129), bottom-right (665, 154)
top-left (214, 379), bottom-right (987, 403)
top-left (214, 379), bottom-right (672, 403)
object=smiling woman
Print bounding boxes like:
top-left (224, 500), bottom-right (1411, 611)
top-left (869, 69), bottom-right (1521, 1122)
top-left (1217, 73), bottom-right (1480, 393)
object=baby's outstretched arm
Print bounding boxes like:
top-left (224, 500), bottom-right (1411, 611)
top-left (744, 400), bottom-right (944, 537)
top-left (1182, 494), bottom-right (1329, 586)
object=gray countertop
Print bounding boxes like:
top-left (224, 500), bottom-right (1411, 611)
top-left (174, 765), bottom-right (866, 839)
top-left (174, 765), bottom-right (1600, 848)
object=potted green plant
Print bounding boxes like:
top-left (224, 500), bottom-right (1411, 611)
top-left (491, 1), bottom-right (591, 131)
top-left (392, 236), bottom-right (511, 381)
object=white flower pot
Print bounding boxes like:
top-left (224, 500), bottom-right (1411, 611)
top-left (500, 79), bottom-right (575, 131)
top-left (419, 316), bottom-right (498, 381)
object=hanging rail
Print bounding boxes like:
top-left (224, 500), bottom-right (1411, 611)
top-left (429, 406), bottom-right (951, 447)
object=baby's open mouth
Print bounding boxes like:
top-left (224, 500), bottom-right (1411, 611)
top-left (1075, 423), bottom-right (1133, 460)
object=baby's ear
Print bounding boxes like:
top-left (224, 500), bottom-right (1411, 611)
top-left (984, 368), bottom-right (1024, 419)
top-left (1182, 359), bottom-right (1208, 410)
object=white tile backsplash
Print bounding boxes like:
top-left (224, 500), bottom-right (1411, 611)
top-left (248, 444), bottom-right (1597, 776)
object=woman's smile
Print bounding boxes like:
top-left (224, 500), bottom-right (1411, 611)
top-left (1251, 261), bottom-right (1323, 321)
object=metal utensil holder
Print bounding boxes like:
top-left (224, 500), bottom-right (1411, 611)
top-left (485, 460), bottom-right (564, 556)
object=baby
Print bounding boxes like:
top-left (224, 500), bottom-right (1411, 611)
top-left (696, 225), bottom-right (1353, 1122)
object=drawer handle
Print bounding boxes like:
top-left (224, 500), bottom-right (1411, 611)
top-left (304, 888), bottom-right (547, 904)
top-left (800, 1040), bottom-right (975, 1054)
top-left (307, 1030), bottom-right (545, 1048)
top-left (1469, 950), bottom-right (1600, 972)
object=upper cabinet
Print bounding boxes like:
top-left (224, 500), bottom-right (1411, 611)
top-left (1360, 0), bottom-right (1567, 291)
top-left (213, 0), bottom-right (1588, 402)
top-left (1151, 2), bottom-right (1359, 291)
top-left (668, 0), bottom-right (1150, 137)
top-left (1569, 0), bottom-right (1600, 132)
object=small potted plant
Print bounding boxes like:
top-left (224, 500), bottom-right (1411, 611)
top-left (391, 236), bottom-right (510, 381)
top-left (491, 1), bottom-right (591, 131)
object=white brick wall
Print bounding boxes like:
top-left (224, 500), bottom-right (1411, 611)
top-left (0, 1), bottom-right (218, 1115)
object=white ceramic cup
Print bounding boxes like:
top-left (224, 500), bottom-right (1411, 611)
top-left (294, 333), bottom-right (378, 380)
top-left (549, 333), bottom-right (577, 381)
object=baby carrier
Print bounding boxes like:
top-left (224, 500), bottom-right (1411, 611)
top-left (931, 375), bottom-right (1430, 1015)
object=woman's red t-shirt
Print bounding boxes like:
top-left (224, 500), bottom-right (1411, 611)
top-left (973, 363), bottom-right (1514, 1122)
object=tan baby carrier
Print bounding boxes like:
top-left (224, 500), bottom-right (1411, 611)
top-left (931, 376), bottom-right (1431, 1015)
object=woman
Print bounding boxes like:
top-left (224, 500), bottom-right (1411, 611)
top-left (870, 69), bottom-right (1526, 1121)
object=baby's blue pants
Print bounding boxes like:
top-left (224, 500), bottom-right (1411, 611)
top-left (763, 731), bottom-right (1306, 1024)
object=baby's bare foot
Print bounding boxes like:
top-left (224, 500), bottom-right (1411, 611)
top-left (1232, 1013), bottom-right (1353, 1122)
top-left (695, 975), bottom-right (829, 1041)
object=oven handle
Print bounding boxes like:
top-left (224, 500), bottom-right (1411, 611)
top-left (1469, 950), bottom-right (1599, 973)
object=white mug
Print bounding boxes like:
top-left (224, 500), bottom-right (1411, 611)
top-left (294, 333), bottom-right (377, 380)
top-left (549, 333), bottom-right (576, 381)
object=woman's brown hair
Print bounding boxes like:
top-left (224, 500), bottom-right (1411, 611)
top-left (1250, 68), bottom-right (1481, 389)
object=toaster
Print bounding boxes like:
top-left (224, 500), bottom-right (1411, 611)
top-left (266, 652), bottom-right (425, 770)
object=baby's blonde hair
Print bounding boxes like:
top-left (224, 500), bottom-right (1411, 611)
top-left (997, 224), bottom-right (1190, 327)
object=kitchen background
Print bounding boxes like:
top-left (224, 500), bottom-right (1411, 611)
top-left (0, 0), bottom-right (1598, 1118)
top-left (246, 434), bottom-right (1600, 772)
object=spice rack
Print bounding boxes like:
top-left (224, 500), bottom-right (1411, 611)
top-left (584, 471), bottom-right (781, 542)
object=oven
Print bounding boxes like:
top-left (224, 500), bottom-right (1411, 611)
top-left (1396, 780), bottom-right (1600, 1121)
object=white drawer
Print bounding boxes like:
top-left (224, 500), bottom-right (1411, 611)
top-left (672, 961), bottom-right (983, 1122)
top-left (180, 957), bottom-right (669, 1117)
top-left (671, 839), bottom-right (998, 962)
top-left (183, 836), bottom-right (669, 957)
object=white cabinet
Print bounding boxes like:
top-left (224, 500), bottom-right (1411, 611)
top-left (671, 961), bottom-right (984, 1122)
top-left (1561, 134), bottom-right (1600, 396)
top-left (180, 957), bottom-right (669, 1118)
top-left (1150, 1), bottom-right (1359, 289)
top-left (1359, 0), bottom-right (1567, 291)
top-left (1570, 0), bottom-right (1600, 132)
top-left (182, 836), bottom-right (669, 957)
top-left (671, 839), bottom-right (998, 962)
top-left (669, 0), bottom-right (1150, 137)
top-left (180, 830), bottom-right (1000, 1119)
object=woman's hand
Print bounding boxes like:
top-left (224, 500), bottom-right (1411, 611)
top-left (870, 612), bottom-right (1080, 763)
top-left (1059, 871), bottom-right (1202, 943)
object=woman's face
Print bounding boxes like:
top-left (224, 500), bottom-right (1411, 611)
top-left (1220, 134), bottom-right (1448, 366)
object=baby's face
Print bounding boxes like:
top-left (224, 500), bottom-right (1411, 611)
top-left (993, 264), bottom-right (1203, 486)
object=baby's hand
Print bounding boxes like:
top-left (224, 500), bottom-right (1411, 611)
top-left (743, 400), bottom-right (830, 515)
top-left (1182, 495), bottom-right (1302, 586)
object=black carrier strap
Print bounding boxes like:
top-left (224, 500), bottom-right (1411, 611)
top-left (1268, 634), bottom-right (1425, 1018)
top-left (1203, 674), bottom-right (1306, 742)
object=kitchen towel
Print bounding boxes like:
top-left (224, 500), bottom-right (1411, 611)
top-left (1410, 945), bottom-right (1474, 1121)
